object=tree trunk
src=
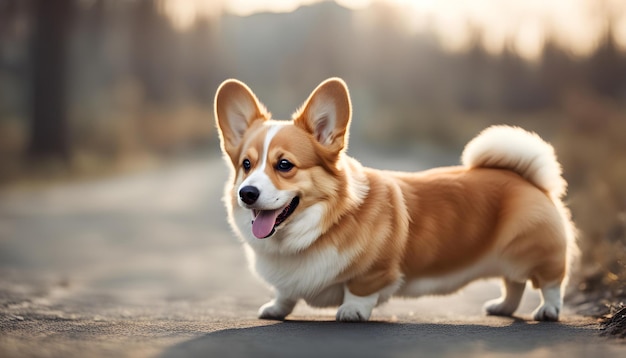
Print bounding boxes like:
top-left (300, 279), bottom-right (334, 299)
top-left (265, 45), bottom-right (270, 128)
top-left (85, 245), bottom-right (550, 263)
top-left (28, 0), bottom-right (74, 161)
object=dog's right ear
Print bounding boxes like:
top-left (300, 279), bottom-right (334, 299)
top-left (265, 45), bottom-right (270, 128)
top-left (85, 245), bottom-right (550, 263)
top-left (214, 79), bottom-right (269, 161)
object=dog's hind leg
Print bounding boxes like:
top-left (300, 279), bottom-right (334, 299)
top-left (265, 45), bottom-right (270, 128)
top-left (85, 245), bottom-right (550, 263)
top-left (532, 283), bottom-right (562, 321)
top-left (529, 244), bottom-right (566, 321)
top-left (529, 257), bottom-right (566, 321)
top-left (483, 278), bottom-right (526, 317)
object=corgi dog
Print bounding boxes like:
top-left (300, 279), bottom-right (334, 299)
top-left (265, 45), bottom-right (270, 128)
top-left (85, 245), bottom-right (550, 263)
top-left (214, 77), bottom-right (576, 322)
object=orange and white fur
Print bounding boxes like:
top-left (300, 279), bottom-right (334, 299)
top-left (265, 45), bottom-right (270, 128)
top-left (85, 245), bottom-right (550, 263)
top-left (215, 78), bottom-right (576, 322)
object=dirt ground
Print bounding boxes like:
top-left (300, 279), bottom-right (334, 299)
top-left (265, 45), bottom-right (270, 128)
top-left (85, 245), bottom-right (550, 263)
top-left (1, 156), bottom-right (625, 357)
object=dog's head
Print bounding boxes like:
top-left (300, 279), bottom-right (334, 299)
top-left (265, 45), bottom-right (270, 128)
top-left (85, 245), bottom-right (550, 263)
top-left (215, 78), bottom-right (356, 250)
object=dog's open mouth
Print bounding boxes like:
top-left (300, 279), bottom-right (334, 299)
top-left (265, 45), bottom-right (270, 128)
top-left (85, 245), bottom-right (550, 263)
top-left (251, 197), bottom-right (300, 239)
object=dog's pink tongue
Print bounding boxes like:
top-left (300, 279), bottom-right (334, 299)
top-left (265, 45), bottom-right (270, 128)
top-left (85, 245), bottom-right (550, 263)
top-left (252, 209), bottom-right (281, 239)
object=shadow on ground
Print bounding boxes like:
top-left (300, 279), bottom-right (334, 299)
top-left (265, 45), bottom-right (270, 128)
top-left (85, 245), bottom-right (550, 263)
top-left (161, 319), bottom-right (606, 358)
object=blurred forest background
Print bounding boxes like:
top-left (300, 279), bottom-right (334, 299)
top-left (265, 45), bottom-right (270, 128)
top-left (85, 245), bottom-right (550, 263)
top-left (0, 0), bottom-right (625, 309)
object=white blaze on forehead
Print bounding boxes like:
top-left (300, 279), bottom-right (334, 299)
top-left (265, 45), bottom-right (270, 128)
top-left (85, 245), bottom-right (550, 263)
top-left (258, 124), bottom-right (282, 172)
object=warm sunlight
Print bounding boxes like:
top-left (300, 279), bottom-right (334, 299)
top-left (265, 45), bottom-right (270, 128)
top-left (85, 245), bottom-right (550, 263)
top-left (226, 0), bottom-right (322, 16)
top-left (160, 0), bottom-right (626, 60)
top-left (383, 0), bottom-right (626, 59)
top-left (158, 0), bottom-right (223, 29)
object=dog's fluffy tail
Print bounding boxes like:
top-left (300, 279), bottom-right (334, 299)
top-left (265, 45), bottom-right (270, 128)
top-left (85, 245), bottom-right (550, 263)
top-left (462, 125), bottom-right (567, 199)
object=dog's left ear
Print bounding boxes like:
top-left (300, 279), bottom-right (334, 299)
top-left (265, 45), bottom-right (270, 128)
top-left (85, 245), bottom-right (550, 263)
top-left (294, 78), bottom-right (352, 153)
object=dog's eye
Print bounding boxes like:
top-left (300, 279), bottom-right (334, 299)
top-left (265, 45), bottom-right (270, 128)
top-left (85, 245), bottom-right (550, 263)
top-left (242, 159), bottom-right (251, 172)
top-left (276, 159), bottom-right (294, 172)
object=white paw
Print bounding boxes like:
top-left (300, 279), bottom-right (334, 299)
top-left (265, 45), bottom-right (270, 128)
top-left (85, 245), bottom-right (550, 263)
top-left (258, 301), bottom-right (290, 320)
top-left (533, 304), bottom-right (560, 321)
top-left (336, 303), bottom-right (371, 322)
top-left (484, 298), bottom-right (516, 317)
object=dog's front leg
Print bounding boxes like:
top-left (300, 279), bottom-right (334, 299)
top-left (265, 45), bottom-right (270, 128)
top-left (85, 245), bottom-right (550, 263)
top-left (258, 291), bottom-right (297, 320)
top-left (336, 285), bottom-right (379, 322)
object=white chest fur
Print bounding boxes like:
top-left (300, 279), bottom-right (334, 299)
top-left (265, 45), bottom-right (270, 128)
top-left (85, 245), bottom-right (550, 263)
top-left (249, 245), bottom-right (353, 303)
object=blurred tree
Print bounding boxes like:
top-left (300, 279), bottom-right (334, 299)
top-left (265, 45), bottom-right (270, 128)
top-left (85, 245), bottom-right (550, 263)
top-left (539, 39), bottom-right (577, 104)
top-left (28, 0), bottom-right (75, 161)
top-left (496, 48), bottom-right (548, 111)
top-left (587, 23), bottom-right (625, 98)
top-left (455, 36), bottom-right (491, 111)
top-left (0, 0), bottom-right (29, 119)
top-left (130, 0), bottom-right (179, 103)
top-left (185, 19), bottom-right (219, 103)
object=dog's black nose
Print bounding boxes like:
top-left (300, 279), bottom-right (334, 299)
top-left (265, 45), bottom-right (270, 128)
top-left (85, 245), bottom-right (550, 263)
top-left (239, 186), bottom-right (260, 205)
